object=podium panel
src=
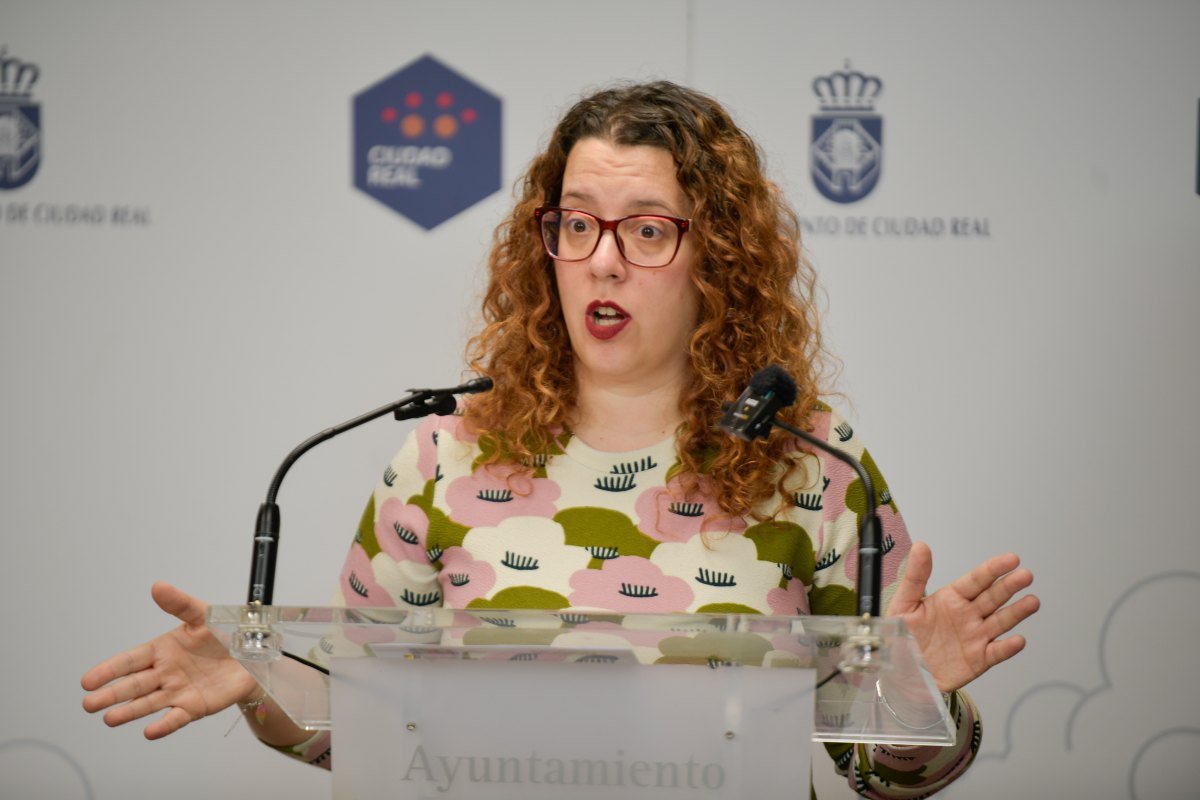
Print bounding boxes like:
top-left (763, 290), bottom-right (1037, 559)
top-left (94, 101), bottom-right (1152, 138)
top-left (207, 603), bottom-right (954, 795)
top-left (332, 647), bottom-right (812, 799)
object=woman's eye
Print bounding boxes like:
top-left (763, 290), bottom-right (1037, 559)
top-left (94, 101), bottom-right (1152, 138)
top-left (636, 221), bottom-right (664, 239)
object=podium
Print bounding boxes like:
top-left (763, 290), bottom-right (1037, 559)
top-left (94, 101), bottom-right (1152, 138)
top-left (208, 605), bottom-right (953, 798)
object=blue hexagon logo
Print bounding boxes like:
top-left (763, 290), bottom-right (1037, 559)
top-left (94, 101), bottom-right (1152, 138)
top-left (353, 55), bottom-right (502, 229)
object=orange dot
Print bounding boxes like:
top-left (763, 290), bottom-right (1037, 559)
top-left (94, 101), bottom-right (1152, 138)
top-left (436, 92), bottom-right (453, 108)
top-left (381, 107), bottom-right (398, 123)
top-left (434, 114), bottom-right (458, 138)
top-left (461, 108), bottom-right (477, 123)
top-left (401, 114), bottom-right (425, 138)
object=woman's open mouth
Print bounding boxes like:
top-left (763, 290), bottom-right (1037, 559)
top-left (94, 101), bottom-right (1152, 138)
top-left (585, 300), bottom-right (631, 340)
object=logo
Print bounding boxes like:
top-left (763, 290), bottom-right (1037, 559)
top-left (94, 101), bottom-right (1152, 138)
top-left (809, 62), bottom-right (883, 204)
top-left (353, 55), bottom-right (501, 230)
top-left (0, 47), bottom-right (41, 190)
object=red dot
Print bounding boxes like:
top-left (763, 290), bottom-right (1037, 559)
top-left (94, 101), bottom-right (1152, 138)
top-left (461, 108), bottom-right (477, 123)
top-left (436, 92), bottom-right (453, 108)
top-left (405, 92), bottom-right (423, 108)
top-left (381, 107), bottom-right (398, 123)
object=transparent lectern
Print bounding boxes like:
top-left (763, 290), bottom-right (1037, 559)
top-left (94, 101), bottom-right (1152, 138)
top-left (208, 605), bottom-right (953, 799)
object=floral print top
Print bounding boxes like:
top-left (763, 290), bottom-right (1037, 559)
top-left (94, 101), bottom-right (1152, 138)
top-left (281, 406), bottom-right (980, 798)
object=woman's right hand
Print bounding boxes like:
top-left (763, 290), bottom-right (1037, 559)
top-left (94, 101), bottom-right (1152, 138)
top-left (81, 581), bottom-right (257, 740)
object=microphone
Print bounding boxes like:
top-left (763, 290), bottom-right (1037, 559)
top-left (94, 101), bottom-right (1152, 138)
top-left (720, 364), bottom-right (797, 441)
top-left (720, 366), bottom-right (884, 617)
top-left (246, 377), bottom-right (493, 607)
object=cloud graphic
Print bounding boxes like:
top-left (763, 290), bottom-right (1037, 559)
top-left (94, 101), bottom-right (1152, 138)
top-left (944, 572), bottom-right (1200, 799)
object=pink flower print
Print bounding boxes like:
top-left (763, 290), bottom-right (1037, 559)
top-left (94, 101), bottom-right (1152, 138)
top-left (806, 408), bottom-right (834, 447)
top-left (414, 419), bottom-right (440, 482)
top-left (767, 578), bottom-right (811, 616)
top-left (438, 546), bottom-right (497, 608)
top-left (438, 410), bottom-right (478, 441)
top-left (410, 413), bottom-right (473, 479)
top-left (445, 464), bottom-right (560, 527)
top-left (568, 557), bottom-right (694, 613)
top-left (819, 456), bottom-right (859, 529)
top-left (634, 476), bottom-right (747, 542)
top-left (338, 543), bottom-right (395, 608)
top-left (841, 503), bottom-right (912, 592)
top-left (375, 498), bottom-right (430, 563)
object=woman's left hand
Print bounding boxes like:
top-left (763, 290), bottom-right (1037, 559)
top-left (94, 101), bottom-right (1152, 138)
top-left (886, 541), bottom-right (1040, 693)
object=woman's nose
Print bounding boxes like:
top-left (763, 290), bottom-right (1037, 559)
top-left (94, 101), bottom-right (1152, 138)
top-left (587, 230), bottom-right (628, 280)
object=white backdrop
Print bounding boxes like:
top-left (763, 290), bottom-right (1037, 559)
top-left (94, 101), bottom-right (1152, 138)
top-left (1, 1), bottom-right (1197, 798)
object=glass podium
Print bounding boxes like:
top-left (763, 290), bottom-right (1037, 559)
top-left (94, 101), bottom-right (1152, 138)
top-left (209, 605), bottom-right (953, 798)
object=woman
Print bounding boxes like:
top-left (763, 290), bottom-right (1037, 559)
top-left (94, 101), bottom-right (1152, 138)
top-left (82, 82), bottom-right (1039, 797)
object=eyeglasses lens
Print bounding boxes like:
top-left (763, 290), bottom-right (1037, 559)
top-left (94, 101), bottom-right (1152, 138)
top-left (540, 209), bottom-right (679, 268)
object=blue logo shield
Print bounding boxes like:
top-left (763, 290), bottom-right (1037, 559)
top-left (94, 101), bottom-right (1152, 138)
top-left (353, 55), bottom-right (502, 230)
top-left (811, 114), bottom-right (882, 204)
top-left (0, 48), bottom-right (42, 190)
top-left (809, 65), bottom-right (884, 205)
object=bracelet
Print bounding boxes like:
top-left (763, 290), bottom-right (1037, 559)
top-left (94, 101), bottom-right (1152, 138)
top-left (238, 688), bottom-right (268, 725)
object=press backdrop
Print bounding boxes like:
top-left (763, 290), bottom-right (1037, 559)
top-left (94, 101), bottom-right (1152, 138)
top-left (1, 1), bottom-right (1198, 798)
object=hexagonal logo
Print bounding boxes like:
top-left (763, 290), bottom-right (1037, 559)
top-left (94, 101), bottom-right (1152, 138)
top-left (354, 55), bottom-right (501, 229)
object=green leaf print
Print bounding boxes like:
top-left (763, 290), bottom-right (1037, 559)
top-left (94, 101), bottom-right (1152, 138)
top-left (356, 494), bottom-right (380, 559)
top-left (744, 520), bottom-right (816, 587)
top-left (694, 602), bottom-right (762, 615)
top-left (870, 760), bottom-right (929, 787)
top-left (808, 584), bottom-right (857, 617)
top-left (462, 627), bottom-right (564, 647)
top-left (467, 586), bottom-right (570, 610)
top-left (656, 630), bottom-right (772, 665)
top-left (843, 449), bottom-right (898, 517)
top-left (472, 430), bottom-right (572, 477)
top-left (554, 507), bottom-right (660, 566)
top-left (408, 479), bottom-right (470, 562)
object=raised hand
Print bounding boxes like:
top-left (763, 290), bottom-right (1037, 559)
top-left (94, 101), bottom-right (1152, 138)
top-left (887, 541), bottom-right (1041, 693)
top-left (81, 582), bottom-right (257, 740)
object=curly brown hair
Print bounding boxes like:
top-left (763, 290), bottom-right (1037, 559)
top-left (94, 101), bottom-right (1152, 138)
top-left (464, 81), bottom-right (833, 520)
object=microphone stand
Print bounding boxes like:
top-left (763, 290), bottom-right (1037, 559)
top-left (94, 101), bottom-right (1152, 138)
top-left (235, 378), bottom-right (491, 664)
top-left (769, 419), bottom-right (884, 618)
top-left (768, 417), bottom-right (887, 673)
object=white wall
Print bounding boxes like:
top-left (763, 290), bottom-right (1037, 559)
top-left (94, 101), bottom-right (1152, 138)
top-left (1, 1), bottom-right (1197, 798)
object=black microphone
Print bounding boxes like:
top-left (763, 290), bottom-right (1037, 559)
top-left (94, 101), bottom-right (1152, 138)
top-left (246, 377), bottom-right (493, 606)
top-left (720, 366), bottom-right (884, 617)
top-left (720, 364), bottom-right (797, 441)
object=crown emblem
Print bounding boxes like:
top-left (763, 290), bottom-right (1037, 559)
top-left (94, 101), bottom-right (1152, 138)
top-left (0, 48), bottom-right (40, 99)
top-left (812, 62), bottom-right (882, 112)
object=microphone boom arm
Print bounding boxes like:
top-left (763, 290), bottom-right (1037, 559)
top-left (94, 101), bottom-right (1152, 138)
top-left (247, 378), bottom-right (492, 606)
top-left (771, 418), bottom-right (884, 617)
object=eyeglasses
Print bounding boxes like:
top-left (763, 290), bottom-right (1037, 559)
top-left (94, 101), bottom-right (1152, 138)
top-left (534, 206), bottom-right (692, 269)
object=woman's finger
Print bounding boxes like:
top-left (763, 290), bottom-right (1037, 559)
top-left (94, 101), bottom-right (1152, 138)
top-left (80, 642), bottom-right (158, 693)
top-left (151, 581), bottom-right (208, 628)
top-left (144, 705), bottom-right (197, 741)
top-left (82, 666), bottom-right (164, 714)
top-left (984, 633), bottom-right (1028, 670)
top-left (887, 540), bottom-right (932, 616)
top-left (948, 552), bottom-right (1021, 602)
top-left (984, 593), bottom-right (1042, 641)
top-left (973, 567), bottom-right (1034, 618)
top-left (102, 688), bottom-right (171, 728)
